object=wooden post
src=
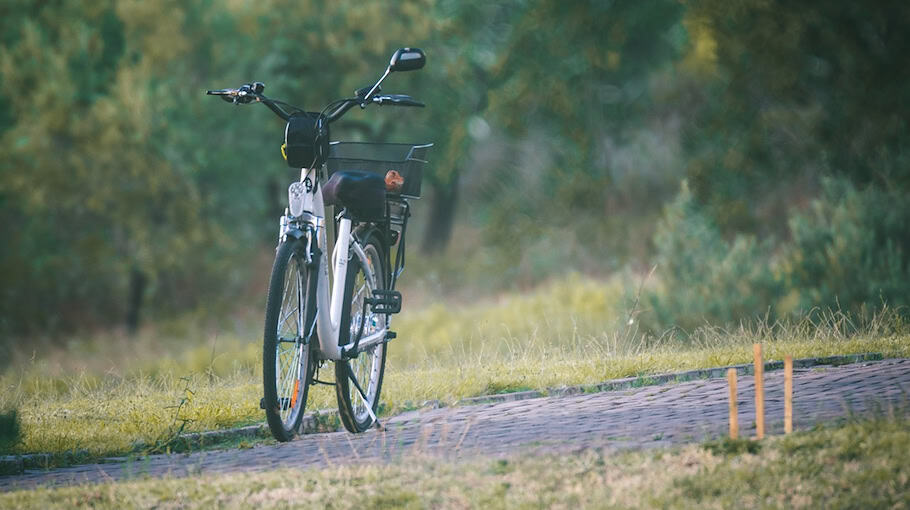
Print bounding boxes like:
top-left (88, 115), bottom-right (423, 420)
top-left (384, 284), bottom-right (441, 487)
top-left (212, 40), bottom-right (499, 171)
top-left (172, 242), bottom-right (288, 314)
top-left (784, 355), bottom-right (793, 434)
top-left (753, 343), bottom-right (764, 439)
top-left (727, 368), bottom-right (738, 439)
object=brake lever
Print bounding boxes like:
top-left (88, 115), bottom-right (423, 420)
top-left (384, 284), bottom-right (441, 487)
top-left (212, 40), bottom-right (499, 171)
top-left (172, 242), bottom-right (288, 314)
top-left (233, 84), bottom-right (259, 105)
top-left (206, 89), bottom-right (241, 103)
top-left (355, 84), bottom-right (380, 98)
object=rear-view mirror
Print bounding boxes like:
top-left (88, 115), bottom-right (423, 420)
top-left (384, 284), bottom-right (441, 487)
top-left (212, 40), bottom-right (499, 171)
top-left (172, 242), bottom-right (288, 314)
top-left (389, 48), bottom-right (425, 72)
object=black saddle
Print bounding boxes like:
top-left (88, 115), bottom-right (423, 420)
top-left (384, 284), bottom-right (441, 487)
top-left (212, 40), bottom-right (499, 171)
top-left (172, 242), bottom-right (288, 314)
top-left (322, 171), bottom-right (386, 221)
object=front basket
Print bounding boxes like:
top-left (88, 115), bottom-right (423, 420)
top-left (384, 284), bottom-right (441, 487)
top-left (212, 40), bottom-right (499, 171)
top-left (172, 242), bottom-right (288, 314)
top-left (326, 142), bottom-right (432, 198)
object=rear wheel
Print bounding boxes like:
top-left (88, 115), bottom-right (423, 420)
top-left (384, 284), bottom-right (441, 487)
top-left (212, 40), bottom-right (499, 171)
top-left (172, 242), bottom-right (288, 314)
top-left (335, 231), bottom-right (388, 433)
top-left (263, 239), bottom-right (316, 442)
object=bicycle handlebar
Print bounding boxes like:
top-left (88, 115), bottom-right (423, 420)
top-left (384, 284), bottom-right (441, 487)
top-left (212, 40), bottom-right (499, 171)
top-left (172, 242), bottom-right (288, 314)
top-left (205, 82), bottom-right (424, 124)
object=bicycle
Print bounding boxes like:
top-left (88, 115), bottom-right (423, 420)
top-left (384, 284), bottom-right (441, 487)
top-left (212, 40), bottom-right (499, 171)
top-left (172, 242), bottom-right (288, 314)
top-left (206, 48), bottom-right (430, 441)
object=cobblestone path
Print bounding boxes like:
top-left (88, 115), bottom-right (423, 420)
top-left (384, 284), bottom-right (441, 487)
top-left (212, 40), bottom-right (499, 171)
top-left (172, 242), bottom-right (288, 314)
top-left (3, 358), bottom-right (908, 491)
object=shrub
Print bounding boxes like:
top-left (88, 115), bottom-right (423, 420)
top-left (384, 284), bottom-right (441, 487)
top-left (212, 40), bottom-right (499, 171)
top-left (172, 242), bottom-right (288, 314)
top-left (646, 178), bottom-right (910, 331)
top-left (644, 182), bottom-right (779, 331)
top-left (777, 178), bottom-right (910, 317)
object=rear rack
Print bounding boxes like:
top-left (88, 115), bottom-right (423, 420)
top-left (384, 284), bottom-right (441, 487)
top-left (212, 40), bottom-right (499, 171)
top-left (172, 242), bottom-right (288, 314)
top-left (386, 196), bottom-right (410, 291)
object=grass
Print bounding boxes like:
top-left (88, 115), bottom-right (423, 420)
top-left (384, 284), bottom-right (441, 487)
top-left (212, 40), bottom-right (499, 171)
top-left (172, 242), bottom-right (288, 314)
top-left (2, 414), bottom-right (909, 508)
top-left (2, 274), bottom-right (909, 460)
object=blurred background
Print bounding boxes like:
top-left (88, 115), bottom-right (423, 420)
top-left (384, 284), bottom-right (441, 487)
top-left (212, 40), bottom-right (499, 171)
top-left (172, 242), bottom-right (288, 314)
top-left (2, 0), bottom-right (909, 361)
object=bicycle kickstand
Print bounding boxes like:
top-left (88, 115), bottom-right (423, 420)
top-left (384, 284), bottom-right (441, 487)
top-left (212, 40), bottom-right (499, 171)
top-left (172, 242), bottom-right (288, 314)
top-left (345, 363), bottom-right (383, 430)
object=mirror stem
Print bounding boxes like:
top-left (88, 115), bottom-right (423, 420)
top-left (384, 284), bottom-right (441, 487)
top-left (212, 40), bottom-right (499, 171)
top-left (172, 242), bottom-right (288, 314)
top-left (361, 67), bottom-right (391, 108)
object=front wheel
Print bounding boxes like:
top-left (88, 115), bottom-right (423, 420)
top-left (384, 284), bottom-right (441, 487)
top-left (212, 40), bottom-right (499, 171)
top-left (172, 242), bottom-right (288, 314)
top-left (263, 239), bottom-right (316, 442)
top-left (335, 230), bottom-right (389, 433)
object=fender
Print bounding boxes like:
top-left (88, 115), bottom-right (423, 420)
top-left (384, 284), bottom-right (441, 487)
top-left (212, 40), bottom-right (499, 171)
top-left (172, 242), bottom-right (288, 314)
top-left (353, 225), bottom-right (389, 285)
top-left (283, 227), bottom-right (322, 269)
top-left (283, 228), bottom-right (307, 241)
top-left (353, 225), bottom-right (387, 250)
top-left (336, 224), bottom-right (391, 358)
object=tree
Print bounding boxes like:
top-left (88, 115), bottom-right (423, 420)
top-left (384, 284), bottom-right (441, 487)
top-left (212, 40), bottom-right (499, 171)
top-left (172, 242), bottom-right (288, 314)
top-left (0, 0), bottom-right (235, 336)
top-left (685, 0), bottom-right (910, 233)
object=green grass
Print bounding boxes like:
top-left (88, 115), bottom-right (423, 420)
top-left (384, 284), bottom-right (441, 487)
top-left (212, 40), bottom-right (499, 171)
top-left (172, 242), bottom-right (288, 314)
top-left (2, 274), bottom-right (909, 460)
top-left (3, 414), bottom-right (909, 508)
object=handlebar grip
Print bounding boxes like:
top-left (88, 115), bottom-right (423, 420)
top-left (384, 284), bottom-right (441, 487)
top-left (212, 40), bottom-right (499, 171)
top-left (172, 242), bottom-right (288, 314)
top-left (375, 94), bottom-right (425, 107)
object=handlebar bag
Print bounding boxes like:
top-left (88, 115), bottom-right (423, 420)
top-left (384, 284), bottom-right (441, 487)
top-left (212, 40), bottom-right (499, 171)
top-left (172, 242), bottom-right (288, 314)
top-left (282, 112), bottom-right (329, 168)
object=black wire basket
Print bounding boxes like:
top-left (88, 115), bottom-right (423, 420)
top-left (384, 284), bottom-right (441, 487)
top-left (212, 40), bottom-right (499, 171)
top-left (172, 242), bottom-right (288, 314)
top-left (326, 142), bottom-right (432, 198)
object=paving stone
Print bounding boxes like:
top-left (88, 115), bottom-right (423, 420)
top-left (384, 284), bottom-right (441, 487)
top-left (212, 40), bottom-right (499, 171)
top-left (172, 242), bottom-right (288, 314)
top-left (2, 359), bottom-right (909, 491)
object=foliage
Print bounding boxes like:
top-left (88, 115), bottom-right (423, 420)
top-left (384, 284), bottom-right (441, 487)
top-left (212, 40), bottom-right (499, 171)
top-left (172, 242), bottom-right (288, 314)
top-left (778, 178), bottom-right (910, 316)
top-left (0, 1), bottom-right (246, 337)
top-left (474, 0), bottom-right (686, 259)
top-left (646, 182), bottom-right (779, 330)
top-left (0, 0), bottom-right (460, 338)
top-left (642, 0), bottom-right (910, 327)
top-left (3, 0), bottom-right (910, 339)
top-left (646, 179), bottom-right (910, 330)
top-left (683, 0), bottom-right (910, 233)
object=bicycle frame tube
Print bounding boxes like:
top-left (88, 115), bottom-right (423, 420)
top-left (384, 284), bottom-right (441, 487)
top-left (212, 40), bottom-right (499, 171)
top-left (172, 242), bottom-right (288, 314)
top-left (296, 167), bottom-right (386, 360)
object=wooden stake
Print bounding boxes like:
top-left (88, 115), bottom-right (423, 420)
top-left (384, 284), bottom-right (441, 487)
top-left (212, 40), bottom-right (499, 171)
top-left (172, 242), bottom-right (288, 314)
top-left (754, 343), bottom-right (764, 439)
top-left (784, 355), bottom-right (793, 434)
top-left (727, 368), bottom-right (738, 439)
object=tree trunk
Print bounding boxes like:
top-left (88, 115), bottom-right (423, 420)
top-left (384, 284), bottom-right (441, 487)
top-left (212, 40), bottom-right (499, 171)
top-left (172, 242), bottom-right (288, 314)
top-left (421, 176), bottom-right (459, 254)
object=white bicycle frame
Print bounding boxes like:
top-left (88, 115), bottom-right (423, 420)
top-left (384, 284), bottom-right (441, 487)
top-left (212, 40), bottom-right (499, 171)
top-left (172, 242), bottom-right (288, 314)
top-left (281, 167), bottom-right (387, 361)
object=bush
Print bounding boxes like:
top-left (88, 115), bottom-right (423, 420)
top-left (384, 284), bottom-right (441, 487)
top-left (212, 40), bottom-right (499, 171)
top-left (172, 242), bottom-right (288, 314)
top-left (645, 182), bottom-right (779, 330)
top-left (646, 178), bottom-right (910, 330)
top-left (777, 178), bottom-right (910, 316)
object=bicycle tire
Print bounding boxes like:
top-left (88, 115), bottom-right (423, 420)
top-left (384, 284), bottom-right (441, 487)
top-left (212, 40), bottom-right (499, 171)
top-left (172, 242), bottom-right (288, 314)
top-left (335, 229), bottom-right (389, 433)
top-left (263, 239), bottom-right (316, 442)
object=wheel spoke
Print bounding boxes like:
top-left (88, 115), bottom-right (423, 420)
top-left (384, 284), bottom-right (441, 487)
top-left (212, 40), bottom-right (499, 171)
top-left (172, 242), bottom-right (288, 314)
top-left (352, 284), bottom-right (367, 303)
top-left (278, 260), bottom-right (300, 332)
top-left (275, 254), bottom-right (306, 424)
top-left (279, 310), bottom-right (298, 337)
top-left (351, 246), bottom-right (383, 422)
top-left (266, 242), bottom-right (319, 442)
top-left (278, 342), bottom-right (301, 421)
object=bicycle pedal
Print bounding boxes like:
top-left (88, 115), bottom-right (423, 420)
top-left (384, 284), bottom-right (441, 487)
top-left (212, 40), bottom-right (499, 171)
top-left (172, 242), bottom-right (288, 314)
top-left (364, 289), bottom-right (402, 314)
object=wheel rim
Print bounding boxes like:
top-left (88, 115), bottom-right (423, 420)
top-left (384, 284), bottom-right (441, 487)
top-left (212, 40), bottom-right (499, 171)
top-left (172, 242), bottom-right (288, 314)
top-left (348, 244), bottom-right (385, 423)
top-left (275, 253), bottom-right (308, 429)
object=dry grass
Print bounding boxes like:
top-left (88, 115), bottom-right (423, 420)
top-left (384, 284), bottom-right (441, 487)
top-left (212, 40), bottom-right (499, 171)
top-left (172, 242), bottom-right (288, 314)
top-left (2, 414), bottom-right (909, 509)
top-left (2, 274), bottom-right (909, 458)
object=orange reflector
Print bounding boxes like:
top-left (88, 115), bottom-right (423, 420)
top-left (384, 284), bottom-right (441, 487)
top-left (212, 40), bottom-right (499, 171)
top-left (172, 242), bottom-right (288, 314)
top-left (385, 170), bottom-right (404, 192)
top-left (291, 379), bottom-right (300, 409)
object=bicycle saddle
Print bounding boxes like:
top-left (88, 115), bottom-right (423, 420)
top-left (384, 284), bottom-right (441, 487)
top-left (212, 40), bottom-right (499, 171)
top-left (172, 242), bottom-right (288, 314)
top-left (322, 171), bottom-right (386, 221)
